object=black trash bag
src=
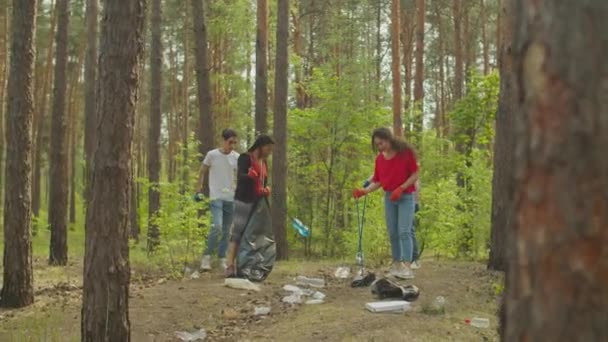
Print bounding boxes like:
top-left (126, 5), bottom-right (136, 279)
top-left (236, 199), bottom-right (276, 282)
top-left (351, 272), bottom-right (376, 288)
top-left (371, 278), bottom-right (420, 302)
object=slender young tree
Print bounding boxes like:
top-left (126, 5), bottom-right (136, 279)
top-left (488, 0), bottom-right (512, 272)
top-left (1, 0), bottom-right (37, 309)
top-left (452, 0), bottom-right (464, 101)
top-left (83, 0), bottom-right (98, 201)
top-left (390, 0), bottom-right (402, 137)
top-left (48, 0), bottom-right (70, 266)
top-left (255, 0), bottom-right (268, 134)
top-left (504, 0), bottom-right (608, 339)
top-left (81, 0), bottom-right (145, 339)
top-left (413, 0), bottom-right (425, 140)
top-left (191, 0), bottom-right (214, 164)
top-left (147, 0), bottom-right (162, 251)
top-left (272, 0), bottom-right (289, 260)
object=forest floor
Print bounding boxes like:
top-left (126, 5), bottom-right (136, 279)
top-left (0, 252), bottom-right (502, 342)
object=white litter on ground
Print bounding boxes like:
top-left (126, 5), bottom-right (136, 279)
top-left (365, 301), bottom-right (412, 313)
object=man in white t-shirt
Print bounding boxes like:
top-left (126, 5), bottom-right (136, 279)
top-left (197, 129), bottom-right (239, 271)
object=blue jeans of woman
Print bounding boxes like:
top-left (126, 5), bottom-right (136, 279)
top-left (384, 192), bottom-right (415, 262)
top-left (204, 199), bottom-right (234, 258)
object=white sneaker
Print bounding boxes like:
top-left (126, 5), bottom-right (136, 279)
top-left (200, 255), bottom-right (212, 271)
top-left (388, 262), bottom-right (400, 277)
top-left (219, 258), bottom-right (228, 271)
top-left (394, 264), bottom-right (415, 280)
top-left (411, 261), bottom-right (421, 270)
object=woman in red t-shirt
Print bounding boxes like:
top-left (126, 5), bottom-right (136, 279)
top-left (353, 128), bottom-right (419, 279)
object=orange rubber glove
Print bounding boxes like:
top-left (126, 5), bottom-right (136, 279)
top-left (352, 188), bottom-right (366, 199)
top-left (390, 187), bottom-right (405, 202)
top-left (262, 187), bottom-right (271, 197)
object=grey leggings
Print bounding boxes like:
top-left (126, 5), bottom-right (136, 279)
top-left (230, 200), bottom-right (254, 243)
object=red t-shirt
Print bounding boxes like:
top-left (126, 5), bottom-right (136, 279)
top-left (372, 150), bottom-right (418, 193)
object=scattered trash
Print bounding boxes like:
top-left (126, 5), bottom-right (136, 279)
top-left (184, 266), bottom-right (193, 275)
top-left (282, 293), bottom-right (303, 304)
top-left (254, 306), bottom-right (271, 316)
top-left (282, 284), bottom-right (303, 293)
top-left (466, 317), bottom-right (490, 328)
top-left (222, 308), bottom-right (240, 320)
top-left (312, 291), bottom-right (326, 300)
top-left (296, 275), bottom-right (325, 288)
top-left (282, 284), bottom-right (325, 304)
top-left (291, 218), bottom-right (311, 237)
top-left (365, 301), bottom-right (412, 313)
top-left (190, 271), bottom-right (201, 280)
top-left (334, 266), bottom-right (351, 279)
top-left (351, 272), bottom-right (376, 288)
top-left (157, 278), bottom-right (167, 285)
top-left (175, 329), bottom-right (207, 341)
top-left (224, 278), bottom-right (261, 292)
top-left (434, 296), bottom-right (446, 310)
top-left (371, 278), bottom-right (420, 302)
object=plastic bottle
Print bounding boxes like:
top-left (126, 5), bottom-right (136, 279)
top-left (468, 317), bottom-right (490, 328)
top-left (224, 278), bottom-right (261, 292)
top-left (296, 275), bottom-right (325, 288)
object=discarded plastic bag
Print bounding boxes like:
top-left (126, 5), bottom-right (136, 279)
top-left (254, 306), bottom-right (271, 316)
top-left (365, 301), bottom-right (411, 313)
top-left (312, 291), bottom-right (326, 300)
top-left (282, 284), bottom-right (303, 293)
top-left (334, 266), bottom-right (351, 279)
top-left (351, 272), bottom-right (376, 288)
top-left (224, 278), bottom-right (261, 292)
top-left (282, 293), bottom-right (303, 304)
top-left (370, 278), bottom-right (420, 302)
top-left (190, 271), bottom-right (201, 280)
top-left (175, 329), bottom-right (207, 341)
top-left (305, 299), bottom-right (324, 305)
top-left (296, 275), bottom-right (325, 288)
top-left (466, 317), bottom-right (490, 328)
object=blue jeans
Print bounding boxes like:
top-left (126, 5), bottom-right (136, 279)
top-left (204, 199), bottom-right (234, 258)
top-left (412, 203), bottom-right (420, 261)
top-left (384, 192), bottom-right (415, 262)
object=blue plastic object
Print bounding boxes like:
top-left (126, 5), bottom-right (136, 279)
top-left (363, 180), bottom-right (371, 188)
top-left (193, 192), bottom-right (204, 202)
top-left (291, 218), bottom-right (310, 237)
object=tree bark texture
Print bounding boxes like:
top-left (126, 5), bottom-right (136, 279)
top-left (504, 1), bottom-right (608, 340)
top-left (255, 0), bottom-right (268, 135)
top-left (83, 0), bottom-right (98, 202)
top-left (81, 0), bottom-right (145, 340)
top-left (272, 0), bottom-right (289, 260)
top-left (48, 0), bottom-right (70, 266)
top-left (1, 0), bottom-right (37, 309)
top-left (413, 0), bottom-right (425, 140)
top-left (390, 0), bottom-right (402, 137)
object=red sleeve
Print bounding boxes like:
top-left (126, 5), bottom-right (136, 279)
top-left (371, 154), bottom-right (381, 183)
top-left (406, 150), bottom-right (418, 174)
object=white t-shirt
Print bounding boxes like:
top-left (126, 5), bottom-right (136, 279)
top-left (203, 148), bottom-right (239, 201)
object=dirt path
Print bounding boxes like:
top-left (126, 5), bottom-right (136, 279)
top-left (0, 259), bottom-right (501, 341)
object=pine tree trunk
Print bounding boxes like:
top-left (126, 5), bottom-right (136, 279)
top-left (480, 0), bottom-right (489, 75)
top-left (255, 0), bottom-right (268, 134)
top-left (390, 0), bottom-right (402, 137)
top-left (147, 0), bottom-right (162, 251)
top-left (191, 0), bottom-right (214, 167)
top-left (488, 0), bottom-right (513, 272)
top-left (413, 0), bottom-right (425, 142)
top-left (180, 3), bottom-right (190, 194)
top-left (83, 0), bottom-right (98, 203)
top-left (0, 3), bottom-right (8, 213)
top-left (1, 0), bottom-right (36, 309)
top-left (48, 0), bottom-right (70, 266)
top-left (504, 1), bottom-right (608, 340)
top-left (272, 0), bottom-right (289, 261)
top-left (32, 1), bottom-right (56, 218)
top-left (452, 0), bottom-right (463, 101)
top-left (81, 0), bottom-right (144, 339)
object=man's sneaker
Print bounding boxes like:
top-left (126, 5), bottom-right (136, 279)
top-left (219, 258), bottom-right (228, 271)
top-left (394, 264), bottom-right (415, 280)
top-left (200, 255), bottom-right (212, 271)
top-left (411, 260), bottom-right (421, 270)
